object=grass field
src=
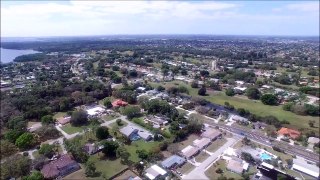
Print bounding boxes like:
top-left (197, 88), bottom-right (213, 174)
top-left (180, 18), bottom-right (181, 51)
top-left (109, 121), bottom-right (128, 129)
top-left (64, 155), bottom-right (128, 180)
top-left (90, 154), bottom-right (128, 179)
top-left (205, 159), bottom-right (243, 179)
top-left (102, 114), bottom-right (119, 121)
top-left (150, 81), bottom-right (319, 133)
top-left (61, 124), bottom-right (92, 134)
top-left (178, 162), bottom-right (195, 174)
top-left (53, 112), bottom-right (67, 119)
top-left (195, 151), bottom-right (210, 163)
top-left (124, 140), bottom-right (161, 162)
top-left (206, 138), bottom-right (227, 153)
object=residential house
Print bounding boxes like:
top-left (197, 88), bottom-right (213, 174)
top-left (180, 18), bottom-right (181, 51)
top-left (277, 127), bottom-right (301, 140)
top-left (201, 128), bottom-right (222, 141)
top-left (193, 138), bottom-right (211, 150)
top-left (161, 155), bottom-right (186, 169)
top-left (308, 137), bottom-right (320, 148)
top-left (41, 154), bottom-right (80, 179)
top-left (145, 164), bottom-right (167, 180)
top-left (112, 99), bottom-right (128, 107)
top-left (226, 157), bottom-right (249, 174)
top-left (83, 143), bottom-right (104, 155)
top-left (144, 115), bottom-right (168, 128)
top-left (180, 145), bottom-right (200, 159)
top-left (57, 116), bottom-right (71, 125)
top-left (120, 125), bottom-right (153, 141)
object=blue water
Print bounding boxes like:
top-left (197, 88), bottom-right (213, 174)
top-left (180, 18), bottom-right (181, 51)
top-left (260, 153), bottom-right (272, 160)
top-left (1, 48), bottom-right (40, 63)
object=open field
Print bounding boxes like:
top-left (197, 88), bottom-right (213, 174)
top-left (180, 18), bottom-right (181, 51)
top-left (195, 151), bottom-right (210, 162)
top-left (90, 154), bottom-right (128, 179)
top-left (102, 114), bottom-right (119, 121)
top-left (124, 140), bottom-right (161, 162)
top-left (150, 81), bottom-right (319, 133)
top-left (206, 138), bottom-right (227, 153)
top-left (64, 155), bottom-right (128, 180)
top-left (177, 134), bottom-right (200, 150)
top-left (61, 124), bottom-right (87, 134)
top-left (53, 112), bottom-right (67, 119)
top-left (178, 162), bottom-right (195, 174)
top-left (109, 120), bottom-right (128, 129)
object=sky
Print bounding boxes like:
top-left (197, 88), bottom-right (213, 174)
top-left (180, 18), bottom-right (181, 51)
top-left (1, 1), bottom-right (319, 37)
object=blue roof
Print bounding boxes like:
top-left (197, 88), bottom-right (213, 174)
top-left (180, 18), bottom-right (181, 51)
top-left (161, 155), bottom-right (186, 168)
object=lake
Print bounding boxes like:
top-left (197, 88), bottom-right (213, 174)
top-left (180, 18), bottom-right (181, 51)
top-left (1, 48), bottom-right (40, 63)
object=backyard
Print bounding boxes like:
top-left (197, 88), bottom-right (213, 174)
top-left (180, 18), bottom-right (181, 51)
top-left (124, 140), bottom-right (161, 162)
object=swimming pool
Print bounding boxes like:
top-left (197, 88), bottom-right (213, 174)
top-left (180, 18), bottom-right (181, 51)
top-left (260, 153), bottom-right (272, 160)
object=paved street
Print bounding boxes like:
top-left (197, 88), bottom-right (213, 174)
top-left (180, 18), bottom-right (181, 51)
top-left (183, 137), bottom-right (240, 180)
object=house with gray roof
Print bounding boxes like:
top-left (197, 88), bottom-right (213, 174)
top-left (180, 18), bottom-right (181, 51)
top-left (161, 155), bottom-right (186, 169)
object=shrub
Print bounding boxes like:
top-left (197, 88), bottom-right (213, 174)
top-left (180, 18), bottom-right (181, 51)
top-left (261, 94), bottom-right (278, 105)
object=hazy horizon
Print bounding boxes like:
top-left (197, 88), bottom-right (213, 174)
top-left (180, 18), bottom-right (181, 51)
top-left (1, 1), bottom-right (319, 37)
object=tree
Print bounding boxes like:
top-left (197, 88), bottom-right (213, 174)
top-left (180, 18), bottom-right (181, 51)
top-left (136, 149), bottom-right (149, 160)
top-left (0, 140), bottom-right (18, 158)
top-left (116, 146), bottom-right (130, 163)
top-left (191, 80), bottom-right (198, 88)
top-left (277, 174), bottom-right (287, 180)
top-left (225, 88), bottom-right (235, 96)
top-left (1, 154), bottom-right (31, 180)
top-left (216, 168), bottom-right (223, 174)
top-left (120, 106), bottom-right (141, 119)
top-left (156, 85), bottom-right (165, 92)
top-left (198, 87), bottom-right (207, 96)
top-left (70, 110), bottom-right (88, 126)
top-left (246, 87), bottom-right (261, 100)
top-left (85, 159), bottom-right (96, 177)
top-left (260, 94), bottom-right (278, 105)
top-left (38, 144), bottom-right (56, 158)
top-left (64, 137), bottom-right (88, 163)
top-left (5, 129), bottom-right (24, 143)
top-left (116, 119), bottom-right (122, 126)
top-left (102, 141), bottom-right (119, 157)
top-left (103, 99), bottom-right (112, 108)
top-left (22, 171), bottom-right (44, 180)
top-left (35, 124), bottom-right (61, 141)
top-left (241, 152), bottom-right (255, 163)
top-left (15, 132), bottom-right (35, 149)
top-left (308, 120), bottom-right (315, 128)
top-left (41, 115), bottom-right (54, 124)
top-left (96, 126), bottom-right (109, 140)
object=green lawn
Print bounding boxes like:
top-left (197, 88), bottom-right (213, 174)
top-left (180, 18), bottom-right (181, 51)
top-left (151, 80), bottom-right (319, 133)
top-left (89, 154), bottom-right (128, 179)
top-left (206, 138), bottom-right (227, 153)
top-left (195, 151), bottom-right (210, 163)
top-left (66, 154), bottom-right (129, 179)
top-left (61, 124), bottom-right (92, 135)
top-left (124, 140), bottom-right (161, 162)
top-left (53, 112), bottom-right (67, 119)
top-left (102, 114), bottom-right (119, 121)
top-left (109, 121), bottom-right (128, 129)
top-left (178, 162), bottom-right (195, 174)
top-left (205, 159), bottom-right (243, 180)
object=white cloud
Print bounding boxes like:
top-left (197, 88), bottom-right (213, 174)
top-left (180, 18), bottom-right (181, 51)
top-left (0, 1), bottom-right (318, 36)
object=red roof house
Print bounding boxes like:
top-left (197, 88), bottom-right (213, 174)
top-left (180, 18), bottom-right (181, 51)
top-left (112, 99), bottom-right (128, 107)
top-left (41, 154), bottom-right (80, 179)
top-left (277, 127), bottom-right (301, 139)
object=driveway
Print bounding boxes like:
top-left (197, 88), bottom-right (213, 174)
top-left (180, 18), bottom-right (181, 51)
top-left (182, 137), bottom-right (240, 180)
